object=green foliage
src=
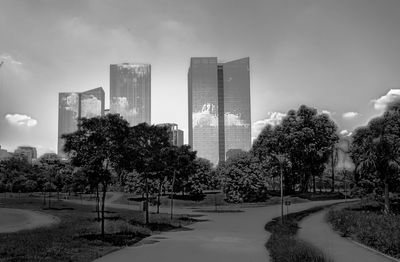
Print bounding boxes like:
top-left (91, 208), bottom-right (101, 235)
top-left (252, 105), bottom-right (338, 193)
top-left (186, 158), bottom-right (215, 199)
top-left (327, 206), bottom-right (400, 258)
top-left (62, 114), bottom-right (131, 235)
top-left (218, 151), bottom-right (268, 203)
top-left (350, 102), bottom-right (400, 212)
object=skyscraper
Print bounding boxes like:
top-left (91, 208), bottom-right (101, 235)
top-left (110, 63), bottom-right (151, 126)
top-left (80, 87), bottom-right (105, 118)
top-left (58, 87), bottom-right (105, 156)
top-left (188, 57), bottom-right (251, 164)
top-left (58, 92), bottom-right (80, 156)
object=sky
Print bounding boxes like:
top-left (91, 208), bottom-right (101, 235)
top-left (1, 0), bottom-right (400, 156)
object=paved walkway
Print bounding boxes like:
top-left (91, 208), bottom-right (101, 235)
top-left (298, 206), bottom-right (397, 262)
top-left (93, 200), bottom-right (345, 262)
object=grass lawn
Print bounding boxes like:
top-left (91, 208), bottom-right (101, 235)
top-left (0, 197), bottom-right (196, 262)
top-left (327, 201), bottom-right (400, 259)
top-left (265, 206), bottom-right (333, 262)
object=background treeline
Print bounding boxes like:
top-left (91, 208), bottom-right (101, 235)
top-left (2, 102), bottom-right (400, 218)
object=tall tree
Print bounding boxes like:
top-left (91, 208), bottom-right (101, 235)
top-left (126, 123), bottom-right (171, 224)
top-left (38, 153), bottom-right (62, 208)
top-left (351, 102), bottom-right (400, 213)
top-left (62, 114), bottom-right (130, 236)
top-left (252, 105), bottom-right (338, 193)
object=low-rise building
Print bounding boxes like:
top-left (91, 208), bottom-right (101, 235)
top-left (14, 146), bottom-right (37, 164)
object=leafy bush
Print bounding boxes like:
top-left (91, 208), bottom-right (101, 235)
top-left (218, 152), bottom-right (269, 203)
top-left (327, 207), bottom-right (400, 258)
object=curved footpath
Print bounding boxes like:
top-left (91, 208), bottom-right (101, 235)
top-left (0, 208), bottom-right (59, 233)
top-left (298, 206), bottom-right (398, 262)
top-left (92, 199), bottom-right (345, 262)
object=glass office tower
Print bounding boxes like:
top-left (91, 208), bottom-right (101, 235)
top-left (58, 92), bottom-right (80, 156)
top-left (188, 57), bottom-right (251, 165)
top-left (222, 58), bottom-right (251, 157)
top-left (110, 63), bottom-right (151, 126)
top-left (80, 87), bottom-right (105, 118)
top-left (188, 57), bottom-right (219, 164)
top-left (58, 88), bottom-right (105, 156)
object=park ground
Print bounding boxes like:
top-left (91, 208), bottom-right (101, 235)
top-left (0, 192), bottom-right (398, 262)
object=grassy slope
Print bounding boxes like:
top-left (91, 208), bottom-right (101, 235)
top-left (327, 203), bottom-right (400, 259)
top-left (0, 198), bottom-right (196, 262)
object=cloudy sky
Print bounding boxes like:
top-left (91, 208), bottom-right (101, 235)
top-left (1, 0), bottom-right (400, 156)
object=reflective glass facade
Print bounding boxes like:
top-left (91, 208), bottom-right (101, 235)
top-left (58, 88), bottom-right (105, 156)
top-left (188, 58), bottom-right (219, 164)
top-left (188, 57), bottom-right (251, 164)
top-left (222, 58), bottom-right (251, 156)
top-left (80, 87), bottom-right (105, 118)
top-left (58, 92), bottom-right (79, 156)
top-left (110, 63), bottom-right (151, 126)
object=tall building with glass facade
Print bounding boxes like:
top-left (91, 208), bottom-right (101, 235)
top-left (188, 57), bottom-right (251, 164)
top-left (58, 87), bottom-right (105, 156)
top-left (110, 63), bottom-right (151, 126)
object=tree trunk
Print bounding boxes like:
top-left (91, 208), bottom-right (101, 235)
top-left (331, 149), bottom-right (335, 192)
top-left (312, 175), bottom-right (316, 193)
top-left (384, 174), bottom-right (390, 214)
top-left (48, 191), bottom-right (51, 209)
top-left (170, 171), bottom-right (176, 221)
top-left (145, 173), bottom-right (149, 225)
top-left (96, 185), bottom-right (100, 220)
top-left (101, 183), bottom-right (107, 237)
top-left (157, 180), bottom-right (162, 214)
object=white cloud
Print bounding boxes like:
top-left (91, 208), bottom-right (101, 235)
top-left (0, 54), bottom-right (23, 65)
top-left (320, 110), bottom-right (335, 117)
top-left (252, 112), bottom-right (286, 140)
top-left (339, 130), bottom-right (352, 136)
top-left (5, 114), bottom-right (37, 127)
top-left (342, 111), bottom-right (359, 119)
top-left (372, 89), bottom-right (400, 111)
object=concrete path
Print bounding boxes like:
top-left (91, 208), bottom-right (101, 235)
top-left (298, 207), bottom-right (397, 262)
top-left (94, 200), bottom-right (345, 262)
top-left (0, 208), bottom-right (59, 233)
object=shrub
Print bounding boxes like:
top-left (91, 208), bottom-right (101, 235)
top-left (327, 207), bottom-right (400, 258)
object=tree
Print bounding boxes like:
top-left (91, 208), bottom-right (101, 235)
top-left (38, 153), bottom-right (63, 208)
top-left (252, 105), bottom-right (338, 193)
top-left (218, 151), bottom-right (268, 203)
top-left (62, 114), bottom-right (130, 236)
top-left (186, 158), bottom-right (214, 199)
top-left (162, 145), bottom-right (196, 219)
top-left (125, 123), bottom-right (172, 224)
top-left (350, 102), bottom-right (400, 214)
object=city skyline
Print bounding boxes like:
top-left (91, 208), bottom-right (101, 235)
top-left (1, 0), bottom-right (400, 156)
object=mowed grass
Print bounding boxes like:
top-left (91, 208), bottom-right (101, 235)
top-left (327, 203), bottom-right (400, 259)
top-left (0, 198), bottom-right (196, 262)
top-left (265, 206), bottom-right (333, 262)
